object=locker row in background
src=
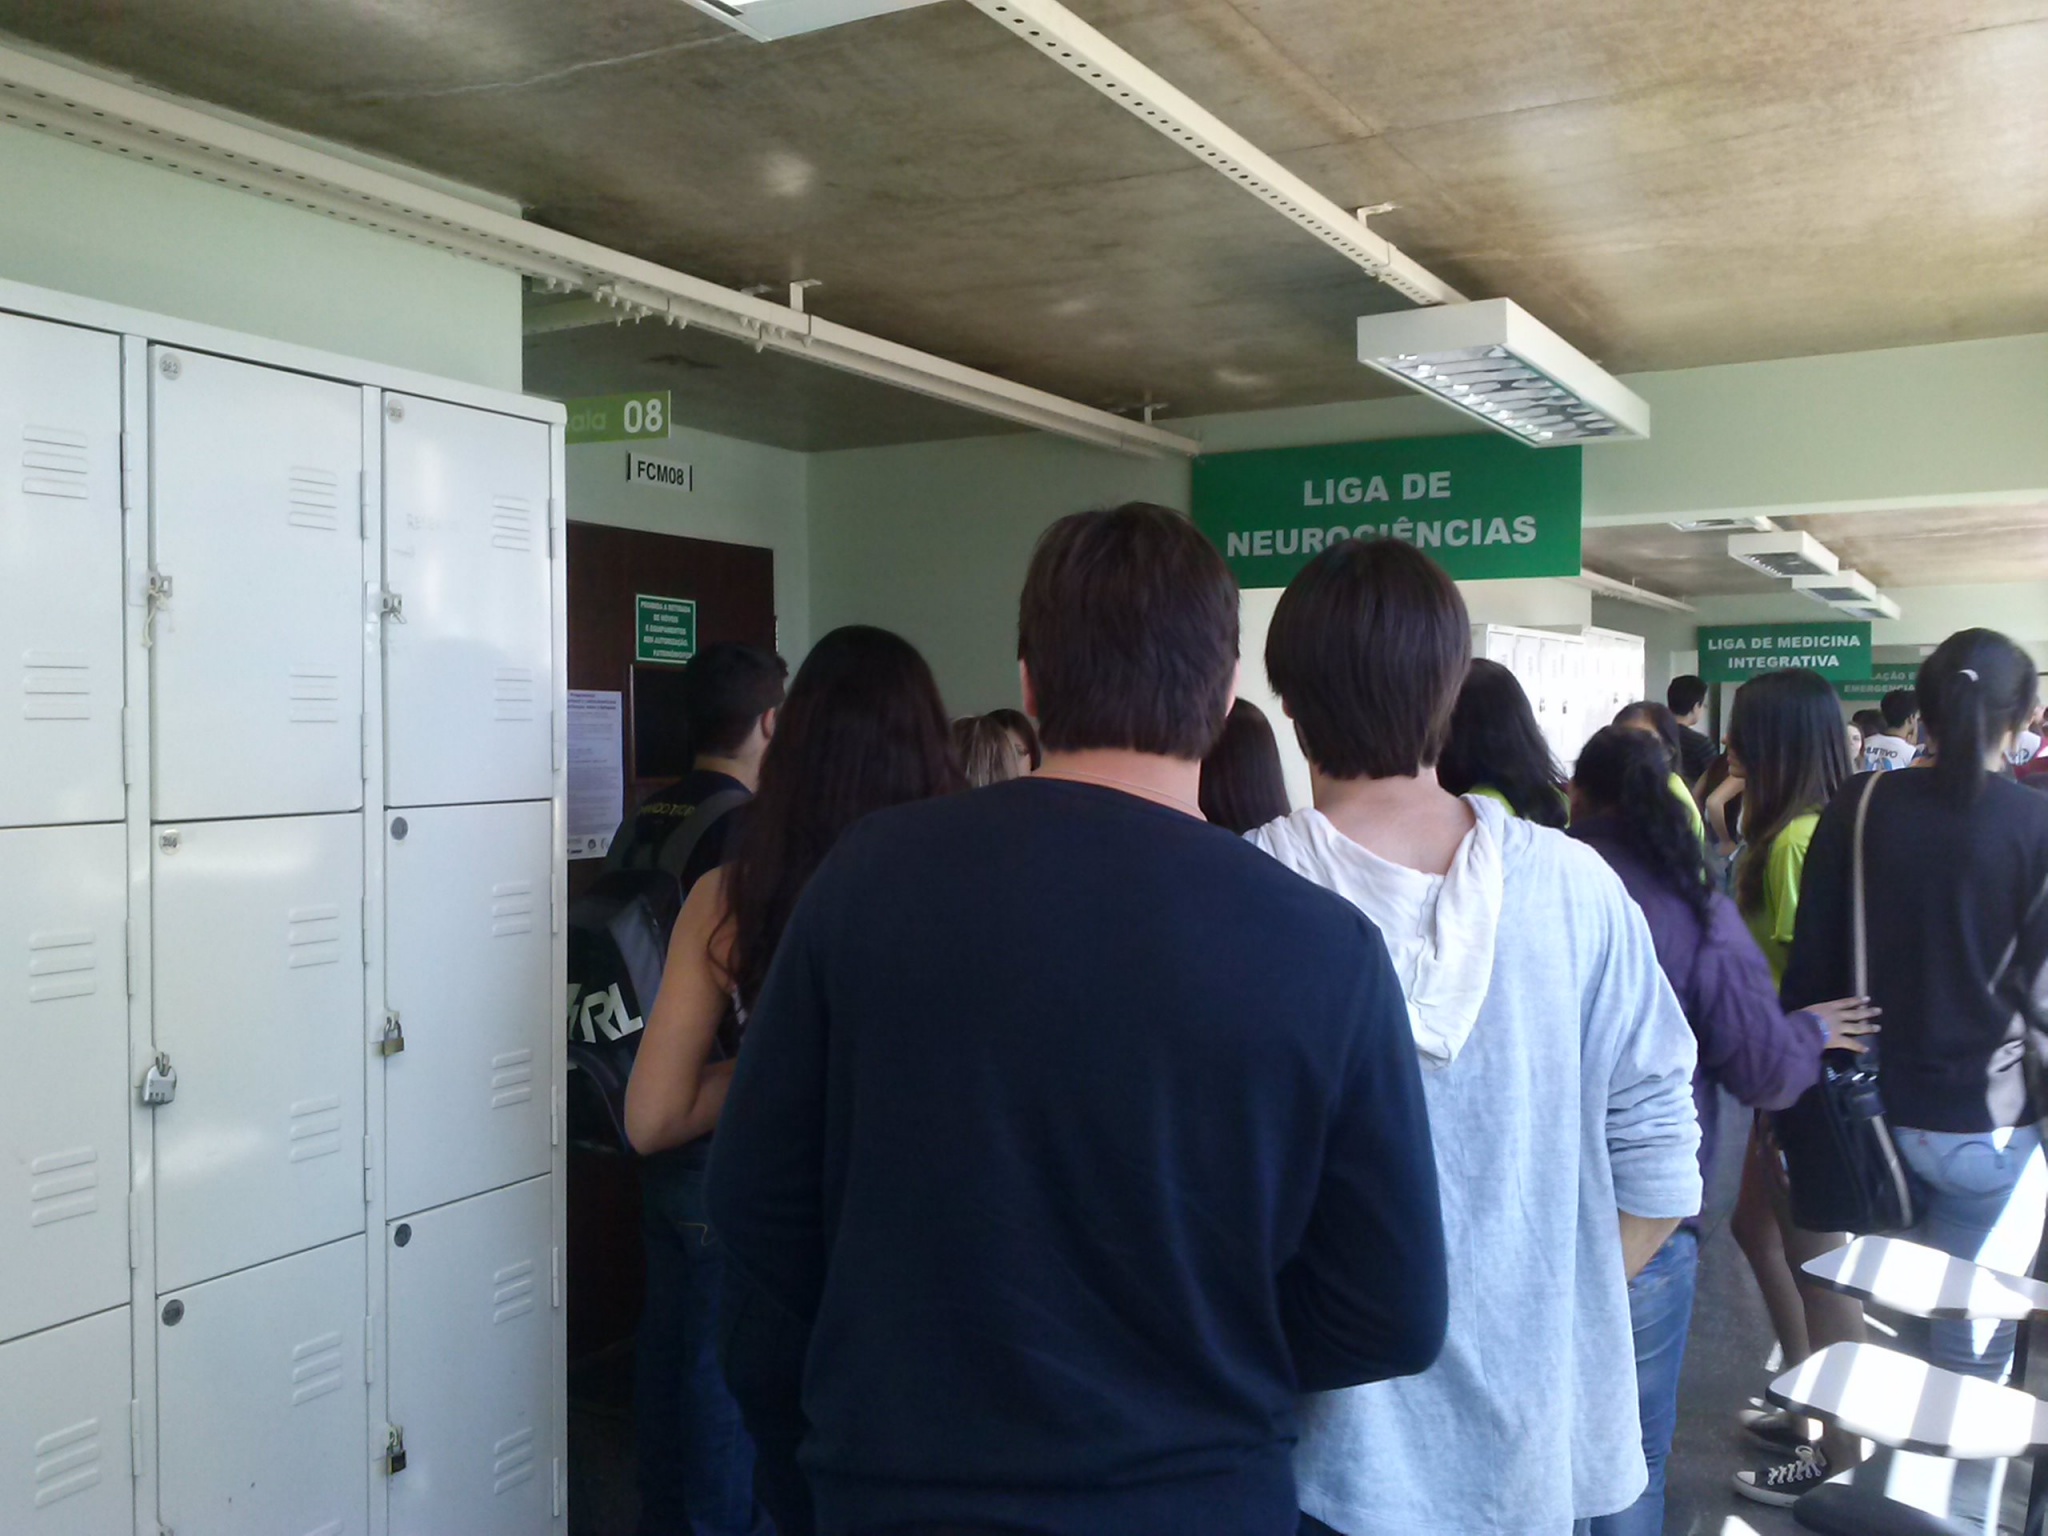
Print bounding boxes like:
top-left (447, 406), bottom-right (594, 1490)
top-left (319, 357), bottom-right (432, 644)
top-left (1, 303), bottom-right (566, 1534)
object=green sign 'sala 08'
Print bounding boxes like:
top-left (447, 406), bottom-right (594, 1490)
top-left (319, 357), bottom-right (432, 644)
top-left (1191, 434), bottom-right (1584, 589)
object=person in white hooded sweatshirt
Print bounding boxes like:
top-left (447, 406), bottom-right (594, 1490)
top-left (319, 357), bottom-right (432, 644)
top-left (1247, 539), bottom-right (1702, 1536)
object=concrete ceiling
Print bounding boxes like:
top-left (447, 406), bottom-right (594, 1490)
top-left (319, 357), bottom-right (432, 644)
top-left (7, 0), bottom-right (2047, 440)
top-left (1583, 505), bottom-right (2048, 599)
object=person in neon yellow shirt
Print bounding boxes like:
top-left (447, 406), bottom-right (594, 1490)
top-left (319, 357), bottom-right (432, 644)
top-left (1614, 701), bottom-right (1709, 845)
top-left (1721, 669), bottom-right (1862, 1504)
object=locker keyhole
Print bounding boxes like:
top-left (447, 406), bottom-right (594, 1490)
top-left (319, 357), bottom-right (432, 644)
top-left (162, 1299), bottom-right (185, 1326)
top-left (394, 1223), bottom-right (412, 1247)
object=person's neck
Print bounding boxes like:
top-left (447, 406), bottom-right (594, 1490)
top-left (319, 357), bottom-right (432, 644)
top-left (1311, 767), bottom-right (1473, 876)
top-left (694, 752), bottom-right (760, 794)
top-left (1036, 747), bottom-right (1203, 818)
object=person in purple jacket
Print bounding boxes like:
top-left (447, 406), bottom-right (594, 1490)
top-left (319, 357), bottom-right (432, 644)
top-left (1567, 725), bottom-right (1879, 1534)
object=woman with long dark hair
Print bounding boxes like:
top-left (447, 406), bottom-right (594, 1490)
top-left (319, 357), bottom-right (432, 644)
top-left (1436, 658), bottom-right (1568, 828)
top-left (1198, 698), bottom-right (1291, 833)
top-left (624, 626), bottom-right (960, 1535)
top-left (1717, 669), bottom-right (1860, 1504)
top-left (1569, 726), bottom-right (1874, 1535)
top-left (1783, 632), bottom-right (2048, 1385)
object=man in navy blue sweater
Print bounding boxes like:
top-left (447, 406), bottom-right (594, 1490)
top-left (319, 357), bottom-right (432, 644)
top-left (706, 504), bottom-right (1447, 1536)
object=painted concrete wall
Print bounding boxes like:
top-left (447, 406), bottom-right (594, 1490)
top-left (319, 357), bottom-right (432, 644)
top-left (0, 120), bottom-right (522, 391)
top-left (566, 430), bottom-right (813, 664)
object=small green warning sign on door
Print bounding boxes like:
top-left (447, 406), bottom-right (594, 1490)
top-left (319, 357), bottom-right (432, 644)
top-left (635, 595), bottom-right (697, 664)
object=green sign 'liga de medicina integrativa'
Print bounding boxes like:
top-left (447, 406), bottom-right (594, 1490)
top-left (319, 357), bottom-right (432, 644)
top-left (1190, 434), bottom-right (1584, 589)
top-left (1696, 622), bottom-right (1873, 683)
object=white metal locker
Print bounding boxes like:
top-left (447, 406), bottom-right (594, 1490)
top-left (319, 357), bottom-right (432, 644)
top-left (383, 395), bottom-right (553, 808)
top-left (387, 1176), bottom-right (553, 1536)
top-left (0, 1305), bottom-right (133, 1534)
top-left (0, 313), bottom-right (124, 829)
top-left (152, 813), bottom-right (365, 1291)
top-left (157, 1236), bottom-right (367, 1536)
top-left (384, 800), bottom-right (554, 1219)
top-left (149, 348), bottom-right (364, 821)
top-left (0, 824), bottom-right (130, 1343)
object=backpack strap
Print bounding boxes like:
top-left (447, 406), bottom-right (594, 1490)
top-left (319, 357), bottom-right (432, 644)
top-left (655, 788), bottom-right (751, 885)
top-left (1851, 771), bottom-right (1883, 999)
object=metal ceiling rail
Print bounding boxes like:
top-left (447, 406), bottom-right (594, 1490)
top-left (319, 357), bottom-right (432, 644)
top-left (0, 42), bottom-right (1200, 459)
top-left (965, 0), bottom-right (1464, 309)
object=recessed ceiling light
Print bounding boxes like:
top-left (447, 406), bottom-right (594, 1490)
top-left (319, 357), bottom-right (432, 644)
top-left (1357, 299), bottom-right (1650, 446)
top-left (1671, 516), bottom-right (1776, 533)
top-left (677, 0), bottom-right (943, 41)
top-left (1728, 530), bottom-right (1839, 579)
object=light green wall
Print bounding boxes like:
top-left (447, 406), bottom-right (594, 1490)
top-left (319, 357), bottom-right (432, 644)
top-left (0, 120), bottom-right (522, 391)
top-left (567, 430), bottom-right (812, 663)
top-left (808, 432), bottom-right (1182, 713)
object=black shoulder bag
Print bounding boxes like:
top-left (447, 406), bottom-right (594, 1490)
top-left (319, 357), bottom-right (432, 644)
top-left (1774, 772), bottom-right (1918, 1235)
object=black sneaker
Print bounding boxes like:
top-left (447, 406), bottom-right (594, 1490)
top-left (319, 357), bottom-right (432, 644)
top-left (1734, 1445), bottom-right (1832, 1506)
top-left (1737, 1405), bottom-right (1817, 1453)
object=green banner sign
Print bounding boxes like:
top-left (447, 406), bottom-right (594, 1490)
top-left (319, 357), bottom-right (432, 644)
top-left (1697, 621), bottom-right (1873, 683)
top-left (1190, 435), bottom-right (1583, 589)
top-left (635, 594), bottom-right (697, 665)
top-left (565, 390), bottom-right (671, 444)
top-left (1836, 662), bottom-right (1920, 702)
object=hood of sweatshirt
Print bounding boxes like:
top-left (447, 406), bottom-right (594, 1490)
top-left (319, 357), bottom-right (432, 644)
top-left (1247, 793), bottom-right (1507, 1067)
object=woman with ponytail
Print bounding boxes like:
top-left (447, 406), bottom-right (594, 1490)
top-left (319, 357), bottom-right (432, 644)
top-left (1781, 630), bottom-right (2048, 1388)
top-left (1570, 726), bottom-right (1874, 1535)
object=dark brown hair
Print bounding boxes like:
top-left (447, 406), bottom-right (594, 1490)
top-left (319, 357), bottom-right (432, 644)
top-left (1920, 629), bottom-right (2038, 805)
top-left (1199, 699), bottom-right (1291, 833)
top-left (724, 626), bottom-right (961, 1009)
top-left (1439, 658), bottom-right (1567, 827)
top-left (985, 707), bottom-right (1042, 770)
top-left (1727, 669), bottom-right (1850, 917)
top-left (1017, 504), bottom-right (1238, 761)
top-left (1266, 539), bottom-right (1471, 779)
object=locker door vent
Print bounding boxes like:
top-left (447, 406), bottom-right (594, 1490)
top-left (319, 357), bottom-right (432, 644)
top-left (287, 668), bottom-right (345, 726)
top-left (286, 1096), bottom-right (345, 1164)
top-left (489, 1049), bottom-right (535, 1110)
top-left (286, 467), bottom-right (343, 533)
top-left (492, 668), bottom-right (537, 722)
top-left (22, 652), bottom-right (93, 721)
top-left (490, 1260), bottom-right (537, 1325)
top-left (27, 1145), bottom-right (99, 1227)
top-left (490, 881), bottom-right (536, 937)
top-left (489, 496), bottom-right (536, 553)
top-left (285, 904), bottom-right (345, 967)
top-left (31, 1412), bottom-right (103, 1507)
top-left (21, 424), bottom-right (89, 500)
top-left (26, 927), bottom-right (97, 1001)
top-left (287, 1330), bottom-right (346, 1408)
top-left (491, 1427), bottom-right (536, 1495)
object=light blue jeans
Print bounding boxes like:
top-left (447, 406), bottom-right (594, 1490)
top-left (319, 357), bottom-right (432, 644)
top-left (1896, 1124), bottom-right (2048, 1380)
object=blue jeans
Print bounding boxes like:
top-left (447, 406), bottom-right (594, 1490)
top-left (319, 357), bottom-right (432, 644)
top-left (636, 1154), bottom-right (768, 1536)
top-left (1895, 1125), bottom-right (2048, 1381)
top-left (1587, 1228), bottom-right (1700, 1536)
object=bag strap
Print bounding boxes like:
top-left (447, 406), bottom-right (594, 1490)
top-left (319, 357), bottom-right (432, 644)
top-left (1851, 771), bottom-right (1882, 999)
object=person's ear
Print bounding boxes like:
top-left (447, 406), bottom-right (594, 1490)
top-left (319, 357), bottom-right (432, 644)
top-left (757, 708), bottom-right (777, 747)
top-left (1225, 660), bottom-right (1241, 716)
top-left (1019, 660), bottom-right (1039, 722)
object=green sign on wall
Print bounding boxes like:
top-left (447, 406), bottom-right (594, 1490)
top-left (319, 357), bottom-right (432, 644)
top-left (635, 594), bottom-right (698, 665)
top-left (565, 390), bottom-right (672, 444)
top-left (1837, 662), bottom-right (1920, 702)
top-left (1190, 435), bottom-right (1583, 589)
top-left (1698, 622), bottom-right (1873, 683)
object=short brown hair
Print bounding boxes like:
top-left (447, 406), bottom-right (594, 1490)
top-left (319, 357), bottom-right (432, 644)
top-left (1266, 539), bottom-right (1470, 779)
top-left (1018, 504), bottom-right (1238, 761)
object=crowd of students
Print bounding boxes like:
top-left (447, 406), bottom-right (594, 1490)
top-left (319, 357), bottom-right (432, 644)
top-left (607, 502), bottom-right (2048, 1536)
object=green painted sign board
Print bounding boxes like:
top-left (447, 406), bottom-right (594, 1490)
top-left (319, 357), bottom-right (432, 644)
top-left (565, 390), bottom-right (672, 444)
top-left (635, 594), bottom-right (697, 665)
top-left (1190, 434), bottom-right (1583, 589)
top-left (1837, 662), bottom-right (1920, 702)
top-left (1697, 621), bottom-right (1873, 683)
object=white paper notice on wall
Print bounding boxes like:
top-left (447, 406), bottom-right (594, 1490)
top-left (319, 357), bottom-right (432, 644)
top-left (566, 689), bottom-right (625, 859)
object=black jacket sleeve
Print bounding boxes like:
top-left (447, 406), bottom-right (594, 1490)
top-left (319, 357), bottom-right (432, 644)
top-left (1781, 780), bottom-right (1859, 1011)
top-left (1277, 928), bottom-right (1448, 1392)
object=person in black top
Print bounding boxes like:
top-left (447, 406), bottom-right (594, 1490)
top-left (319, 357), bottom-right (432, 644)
top-left (1668, 674), bottom-right (1717, 786)
top-left (1784, 629), bottom-right (2048, 1380)
top-left (614, 641), bottom-right (785, 1536)
top-left (608, 642), bottom-right (788, 890)
top-left (707, 505), bottom-right (1447, 1536)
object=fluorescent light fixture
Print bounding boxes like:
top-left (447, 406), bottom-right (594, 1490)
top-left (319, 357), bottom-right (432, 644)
top-left (1838, 593), bottom-right (1902, 622)
top-left (1727, 530), bottom-right (1839, 579)
top-left (1572, 569), bottom-right (1696, 613)
top-left (1670, 516), bottom-right (1776, 533)
top-left (676, 0), bottom-right (942, 40)
top-left (1792, 570), bottom-right (1899, 621)
top-left (1357, 299), bottom-right (1650, 446)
